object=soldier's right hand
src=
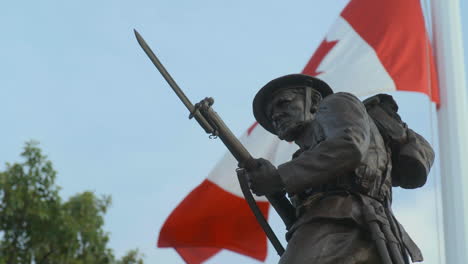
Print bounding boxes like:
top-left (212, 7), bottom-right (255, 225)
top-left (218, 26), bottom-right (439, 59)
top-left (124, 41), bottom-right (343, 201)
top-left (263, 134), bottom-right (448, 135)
top-left (244, 158), bottom-right (285, 196)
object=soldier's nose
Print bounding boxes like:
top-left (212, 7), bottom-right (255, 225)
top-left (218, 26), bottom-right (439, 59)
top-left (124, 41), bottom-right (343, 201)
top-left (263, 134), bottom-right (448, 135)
top-left (271, 113), bottom-right (288, 129)
top-left (271, 111), bottom-right (285, 120)
top-left (271, 112), bottom-right (283, 123)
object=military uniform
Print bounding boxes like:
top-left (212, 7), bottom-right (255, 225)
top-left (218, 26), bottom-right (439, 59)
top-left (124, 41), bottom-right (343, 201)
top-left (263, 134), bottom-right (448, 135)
top-left (275, 92), bottom-right (422, 263)
top-left (250, 74), bottom-right (433, 264)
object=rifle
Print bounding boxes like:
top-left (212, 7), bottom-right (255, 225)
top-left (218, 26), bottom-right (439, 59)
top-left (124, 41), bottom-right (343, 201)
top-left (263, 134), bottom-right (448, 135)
top-left (134, 29), bottom-right (296, 256)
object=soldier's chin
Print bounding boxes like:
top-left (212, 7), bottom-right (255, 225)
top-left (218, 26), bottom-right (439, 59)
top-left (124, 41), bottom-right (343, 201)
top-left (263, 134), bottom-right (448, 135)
top-left (277, 123), bottom-right (305, 142)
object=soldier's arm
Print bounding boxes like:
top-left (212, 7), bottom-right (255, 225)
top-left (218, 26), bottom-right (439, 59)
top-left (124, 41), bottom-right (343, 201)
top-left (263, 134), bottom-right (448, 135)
top-left (277, 92), bottom-right (371, 194)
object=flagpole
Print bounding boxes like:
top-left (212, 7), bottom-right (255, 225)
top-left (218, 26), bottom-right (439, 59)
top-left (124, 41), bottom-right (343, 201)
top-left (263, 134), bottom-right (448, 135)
top-left (430, 0), bottom-right (468, 263)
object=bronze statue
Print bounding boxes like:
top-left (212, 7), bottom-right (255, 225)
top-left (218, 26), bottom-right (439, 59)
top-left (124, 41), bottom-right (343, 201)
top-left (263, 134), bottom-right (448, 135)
top-left (246, 74), bottom-right (434, 264)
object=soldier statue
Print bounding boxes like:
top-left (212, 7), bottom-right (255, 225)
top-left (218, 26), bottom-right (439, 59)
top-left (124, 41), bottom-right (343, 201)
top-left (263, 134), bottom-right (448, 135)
top-left (245, 74), bottom-right (434, 264)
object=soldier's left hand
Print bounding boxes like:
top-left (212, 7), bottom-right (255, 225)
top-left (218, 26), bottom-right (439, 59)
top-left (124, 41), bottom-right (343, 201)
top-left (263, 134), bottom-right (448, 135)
top-left (245, 158), bottom-right (285, 196)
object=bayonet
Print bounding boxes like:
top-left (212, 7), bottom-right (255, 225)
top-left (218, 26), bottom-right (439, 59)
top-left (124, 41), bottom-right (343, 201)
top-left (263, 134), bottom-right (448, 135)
top-left (134, 29), bottom-right (215, 135)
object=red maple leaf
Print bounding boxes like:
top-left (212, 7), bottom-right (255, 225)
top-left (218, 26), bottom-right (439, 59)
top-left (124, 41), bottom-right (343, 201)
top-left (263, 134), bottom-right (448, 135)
top-left (302, 39), bottom-right (338, 76)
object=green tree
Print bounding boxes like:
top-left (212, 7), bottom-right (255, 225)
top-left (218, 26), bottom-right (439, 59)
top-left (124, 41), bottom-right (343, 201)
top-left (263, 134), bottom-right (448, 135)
top-left (116, 249), bottom-right (144, 264)
top-left (0, 142), bottom-right (144, 264)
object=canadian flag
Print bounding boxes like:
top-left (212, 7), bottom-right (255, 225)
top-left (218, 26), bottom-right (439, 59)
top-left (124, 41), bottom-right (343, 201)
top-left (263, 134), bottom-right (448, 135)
top-left (158, 123), bottom-right (296, 263)
top-left (157, 0), bottom-right (439, 263)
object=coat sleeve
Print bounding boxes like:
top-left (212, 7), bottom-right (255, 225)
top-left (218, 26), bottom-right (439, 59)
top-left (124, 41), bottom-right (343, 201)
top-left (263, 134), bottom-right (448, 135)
top-left (277, 92), bottom-right (371, 194)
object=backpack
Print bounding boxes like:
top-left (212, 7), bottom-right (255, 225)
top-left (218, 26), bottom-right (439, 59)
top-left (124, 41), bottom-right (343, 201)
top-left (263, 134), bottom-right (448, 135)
top-left (362, 94), bottom-right (435, 189)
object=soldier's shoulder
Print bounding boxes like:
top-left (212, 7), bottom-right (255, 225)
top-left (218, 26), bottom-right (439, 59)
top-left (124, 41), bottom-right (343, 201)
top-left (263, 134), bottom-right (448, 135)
top-left (324, 92), bottom-right (361, 103)
top-left (320, 92), bottom-right (364, 110)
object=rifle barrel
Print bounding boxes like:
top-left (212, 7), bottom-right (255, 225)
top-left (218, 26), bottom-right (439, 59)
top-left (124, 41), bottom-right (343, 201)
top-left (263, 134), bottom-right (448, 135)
top-left (134, 30), bottom-right (291, 256)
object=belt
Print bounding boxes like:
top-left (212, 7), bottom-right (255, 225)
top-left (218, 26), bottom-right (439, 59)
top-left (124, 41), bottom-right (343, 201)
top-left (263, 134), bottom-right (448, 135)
top-left (295, 189), bottom-right (351, 218)
top-left (298, 183), bottom-right (352, 201)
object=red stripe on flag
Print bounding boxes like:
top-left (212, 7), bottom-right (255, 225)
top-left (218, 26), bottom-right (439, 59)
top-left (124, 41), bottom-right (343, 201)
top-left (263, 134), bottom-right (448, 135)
top-left (158, 179), bottom-right (270, 263)
top-left (341, 0), bottom-right (440, 103)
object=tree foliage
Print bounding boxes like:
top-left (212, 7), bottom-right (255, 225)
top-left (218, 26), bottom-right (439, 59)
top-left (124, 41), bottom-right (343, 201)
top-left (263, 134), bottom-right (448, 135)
top-left (116, 249), bottom-right (144, 264)
top-left (0, 142), bottom-right (144, 264)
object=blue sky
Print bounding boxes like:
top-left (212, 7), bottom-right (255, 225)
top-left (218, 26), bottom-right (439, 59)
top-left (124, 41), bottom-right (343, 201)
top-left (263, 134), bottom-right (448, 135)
top-left (0, 0), bottom-right (466, 263)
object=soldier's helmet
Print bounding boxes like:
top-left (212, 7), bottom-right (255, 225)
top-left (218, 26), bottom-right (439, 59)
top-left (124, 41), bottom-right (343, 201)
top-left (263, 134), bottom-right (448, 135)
top-left (252, 74), bottom-right (333, 134)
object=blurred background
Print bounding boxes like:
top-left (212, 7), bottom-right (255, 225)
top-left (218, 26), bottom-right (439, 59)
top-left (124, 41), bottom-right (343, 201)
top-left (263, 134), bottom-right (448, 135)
top-left (0, 0), bottom-right (466, 263)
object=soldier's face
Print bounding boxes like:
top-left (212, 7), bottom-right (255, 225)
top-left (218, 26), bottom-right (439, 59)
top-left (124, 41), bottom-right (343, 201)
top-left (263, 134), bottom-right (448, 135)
top-left (267, 89), bottom-right (313, 141)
